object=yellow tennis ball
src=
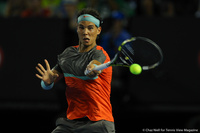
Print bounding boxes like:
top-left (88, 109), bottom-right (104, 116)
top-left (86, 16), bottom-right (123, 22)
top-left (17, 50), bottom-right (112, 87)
top-left (129, 64), bottom-right (142, 75)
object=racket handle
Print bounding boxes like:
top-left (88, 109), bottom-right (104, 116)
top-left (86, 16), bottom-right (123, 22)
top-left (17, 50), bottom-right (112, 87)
top-left (84, 62), bottom-right (111, 75)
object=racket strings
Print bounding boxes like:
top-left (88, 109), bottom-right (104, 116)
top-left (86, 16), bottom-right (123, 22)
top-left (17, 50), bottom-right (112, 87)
top-left (109, 53), bottom-right (128, 67)
top-left (120, 48), bottom-right (134, 64)
top-left (118, 37), bottom-right (163, 69)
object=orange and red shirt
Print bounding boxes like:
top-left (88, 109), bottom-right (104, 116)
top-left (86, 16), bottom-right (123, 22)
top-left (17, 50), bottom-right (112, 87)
top-left (54, 45), bottom-right (114, 122)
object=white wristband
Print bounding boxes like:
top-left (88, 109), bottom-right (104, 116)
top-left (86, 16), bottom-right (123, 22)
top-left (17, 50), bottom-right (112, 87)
top-left (41, 80), bottom-right (54, 90)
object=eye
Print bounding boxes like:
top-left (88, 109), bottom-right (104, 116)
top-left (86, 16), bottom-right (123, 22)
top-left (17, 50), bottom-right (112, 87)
top-left (79, 25), bottom-right (84, 29)
top-left (88, 26), bottom-right (94, 30)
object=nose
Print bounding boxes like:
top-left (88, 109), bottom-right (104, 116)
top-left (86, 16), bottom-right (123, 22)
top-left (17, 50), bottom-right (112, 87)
top-left (83, 28), bottom-right (89, 35)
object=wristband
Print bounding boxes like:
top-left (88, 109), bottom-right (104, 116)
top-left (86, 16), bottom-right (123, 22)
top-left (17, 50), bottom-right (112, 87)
top-left (41, 80), bottom-right (54, 90)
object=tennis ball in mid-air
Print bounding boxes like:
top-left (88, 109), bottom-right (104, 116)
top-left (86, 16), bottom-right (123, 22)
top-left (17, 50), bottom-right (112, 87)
top-left (129, 64), bottom-right (142, 75)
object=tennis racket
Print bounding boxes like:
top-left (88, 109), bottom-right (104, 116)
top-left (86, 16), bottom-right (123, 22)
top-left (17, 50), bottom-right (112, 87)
top-left (84, 37), bottom-right (163, 75)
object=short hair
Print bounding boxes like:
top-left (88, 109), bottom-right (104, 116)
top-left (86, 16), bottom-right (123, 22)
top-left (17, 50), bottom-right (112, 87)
top-left (77, 8), bottom-right (102, 27)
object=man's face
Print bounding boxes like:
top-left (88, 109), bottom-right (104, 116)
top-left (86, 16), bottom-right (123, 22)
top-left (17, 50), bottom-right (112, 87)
top-left (77, 21), bottom-right (101, 47)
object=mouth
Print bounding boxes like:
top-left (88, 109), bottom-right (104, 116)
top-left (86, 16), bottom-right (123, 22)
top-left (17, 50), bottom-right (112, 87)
top-left (83, 38), bottom-right (90, 43)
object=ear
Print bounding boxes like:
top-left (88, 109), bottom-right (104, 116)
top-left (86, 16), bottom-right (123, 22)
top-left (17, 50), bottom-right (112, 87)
top-left (97, 27), bottom-right (102, 35)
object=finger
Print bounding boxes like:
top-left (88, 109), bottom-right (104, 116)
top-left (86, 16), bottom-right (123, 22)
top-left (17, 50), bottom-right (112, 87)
top-left (44, 59), bottom-right (51, 71)
top-left (86, 66), bottom-right (92, 72)
top-left (38, 63), bottom-right (46, 72)
top-left (36, 66), bottom-right (44, 75)
top-left (53, 73), bottom-right (59, 78)
top-left (85, 68), bottom-right (91, 75)
top-left (93, 70), bottom-right (100, 75)
top-left (87, 63), bottom-right (95, 69)
top-left (35, 74), bottom-right (43, 79)
top-left (55, 73), bottom-right (59, 78)
top-left (53, 73), bottom-right (59, 80)
top-left (89, 69), bottom-right (101, 76)
top-left (87, 71), bottom-right (96, 77)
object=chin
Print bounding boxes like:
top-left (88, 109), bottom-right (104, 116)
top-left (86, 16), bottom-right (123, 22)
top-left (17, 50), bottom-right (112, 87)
top-left (82, 42), bottom-right (92, 47)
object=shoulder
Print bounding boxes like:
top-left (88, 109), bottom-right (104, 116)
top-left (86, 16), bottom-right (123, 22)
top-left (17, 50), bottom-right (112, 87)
top-left (91, 45), bottom-right (110, 63)
top-left (62, 45), bottom-right (77, 53)
top-left (58, 46), bottom-right (77, 58)
top-left (96, 45), bottom-right (104, 51)
top-left (95, 45), bottom-right (109, 57)
top-left (72, 45), bottom-right (79, 48)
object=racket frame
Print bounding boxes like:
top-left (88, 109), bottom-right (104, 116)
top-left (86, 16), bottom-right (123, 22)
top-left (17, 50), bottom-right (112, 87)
top-left (84, 37), bottom-right (163, 75)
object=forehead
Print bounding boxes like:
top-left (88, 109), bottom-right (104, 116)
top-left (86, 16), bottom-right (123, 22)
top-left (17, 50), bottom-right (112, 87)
top-left (78, 21), bottom-right (96, 26)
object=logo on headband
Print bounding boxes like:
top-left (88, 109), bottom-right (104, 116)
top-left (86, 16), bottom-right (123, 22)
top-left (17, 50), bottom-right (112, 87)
top-left (83, 16), bottom-right (89, 18)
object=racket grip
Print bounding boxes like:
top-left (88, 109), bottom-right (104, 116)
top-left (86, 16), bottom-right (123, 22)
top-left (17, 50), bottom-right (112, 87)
top-left (84, 62), bottom-right (110, 75)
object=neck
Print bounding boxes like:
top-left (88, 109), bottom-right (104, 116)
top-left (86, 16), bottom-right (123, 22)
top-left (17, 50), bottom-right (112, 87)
top-left (78, 42), bottom-right (96, 52)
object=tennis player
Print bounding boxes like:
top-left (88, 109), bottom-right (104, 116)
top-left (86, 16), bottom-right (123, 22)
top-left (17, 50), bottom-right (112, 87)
top-left (35, 8), bottom-right (115, 133)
